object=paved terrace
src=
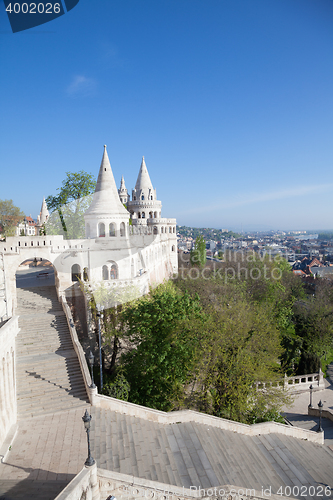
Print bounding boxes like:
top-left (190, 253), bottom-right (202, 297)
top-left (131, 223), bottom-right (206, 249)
top-left (0, 282), bottom-right (333, 499)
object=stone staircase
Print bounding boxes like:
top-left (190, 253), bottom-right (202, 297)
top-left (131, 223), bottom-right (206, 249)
top-left (89, 406), bottom-right (333, 496)
top-left (16, 286), bottom-right (89, 418)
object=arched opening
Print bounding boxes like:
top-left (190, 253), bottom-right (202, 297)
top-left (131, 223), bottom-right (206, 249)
top-left (154, 212), bottom-right (157, 218)
top-left (149, 211), bottom-right (153, 218)
top-left (173, 226), bottom-right (176, 233)
top-left (109, 223), bottom-right (115, 237)
top-left (172, 245), bottom-right (175, 252)
top-left (142, 212), bottom-right (145, 219)
top-left (15, 258), bottom-right (56, 289)
top-left (120, 222), bottom-right (125, 237)
top-left (71, 264), bottom-right (81, 282)
top-left (169, 227), bottom-right (172, 233)
top-left (141, 195), bottom-right (145, 200)
top-left (161, 227), bottom-right (164, 233)
top-left (110, 264), bottom-right (117, 279)
top-left (153, 226), bottom-right (158, 235)
top-left (138, 212), bottom-right (141, 219)
top-left (98, 222), bottom-right (105, 238)
top-left (102, 265), bottom-right (109, 280)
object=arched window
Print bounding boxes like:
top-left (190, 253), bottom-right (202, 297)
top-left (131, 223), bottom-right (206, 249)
top-left (153, 226), bottom-right (158, 235)
top-left (138, 212), bottom-right (141, 219)
top-left (149, 211), bottom-right (153, 218)
top-left (173, 227), bottom-right (176, 233)
top-left (83, 267), bottom-right (89, 281)
top-left (142, 212), bottom-right (145, 219)
top-left (169, 227), bottom-right (172, 233)
top-left (141, 195), bottom-right (144, 200)
top-left (86, 223), bottom-right (90, 238)
top-left (161, 227), bottom-right (164, 233)
top-left (98, 222), bottom-right (105, 237)
top-left (110, 264), bottom-right (117, 279)
top-left (134, 196), bottom-right (136, 200)
top-left (71, 264), bottom-right (81, 282)
top-left (154, 212), bottom-right (157, 218)
top-left (109, 223), bottom-right (115, 237)
top-left (150, 195), bottom-right (153, 200)
top-left (102, 265), bottom-right (109, 280)
top-left (120, 222), bottom-right (125, 237)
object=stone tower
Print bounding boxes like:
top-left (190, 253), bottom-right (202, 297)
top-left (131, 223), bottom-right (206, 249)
top-left (127, 157), bottom-right (162, 223)
top-left (118, 176), bottom-right (130, 205)
top-left (84, 145), bottom-right (130, 238)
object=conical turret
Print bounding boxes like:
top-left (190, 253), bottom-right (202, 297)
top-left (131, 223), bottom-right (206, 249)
top-left (85, 146), bottom-right (129, 217)
top-left (84, 146), bottom-right (130, 238)
top-left (38, 197), bottom-right (49, 226)
top-left (127, 156), bottom-right (161, 223)
top-left (118, 175), bottom-right (129, 204)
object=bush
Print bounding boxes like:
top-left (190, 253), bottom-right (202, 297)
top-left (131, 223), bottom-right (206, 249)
top-left (102, 372), bottom-right (130, 401)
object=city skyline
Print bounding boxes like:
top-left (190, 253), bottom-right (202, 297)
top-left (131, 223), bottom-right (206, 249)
top-left (1, 0), bottom-right (333, 232)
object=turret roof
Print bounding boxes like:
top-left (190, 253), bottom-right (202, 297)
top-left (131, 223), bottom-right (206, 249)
top-left (85, 146), bottom-right (129, 217)
top-left (38, 197), bottom-right (49, 225)
top-left (119, 175), bottom-right (127, 191)
top-left (134, 157), bottom-right (154, 192)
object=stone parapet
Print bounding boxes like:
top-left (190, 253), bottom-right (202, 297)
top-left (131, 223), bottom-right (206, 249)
top-left (0, 316), bottom-right (19, 450)
top-left (55, 465), bottom-right (299, 500)
top-left (93, 394), bottom-right (324, 444)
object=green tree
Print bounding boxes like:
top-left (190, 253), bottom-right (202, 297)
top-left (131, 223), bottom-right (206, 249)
top-left (0, 199), bottom-right (25, 237)
top-left (174, 271), bottom-right (291, 422)
top-left (46, 171), bottom-right (96, 239)
top-left (119, 282), bottom-right (203, 411)
top-left (190, 235), bottom-right (206, 267)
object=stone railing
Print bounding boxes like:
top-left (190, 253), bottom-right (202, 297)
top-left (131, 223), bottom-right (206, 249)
top-left (55, 464), bottom-right (297, 500)
top-left (92, 394), bottom-right (323, 444)
top-left (255, 370), bottom-right (325, 393)
top-left (0, 316), bottom-right (19, 455)
top-left (308, 406), bottom-right (333, 423)
top-left (60, 295), bottom-right (96, 405)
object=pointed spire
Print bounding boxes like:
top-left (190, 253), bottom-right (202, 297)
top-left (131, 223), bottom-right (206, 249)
top-left (135, 156), bottom-right (154, 192)
top-left (85, 146), bottom-right (129, 216)
top-left (38, 197), bottom-right (49, 225)
top-left (119, 175), bottom-right (127, 190)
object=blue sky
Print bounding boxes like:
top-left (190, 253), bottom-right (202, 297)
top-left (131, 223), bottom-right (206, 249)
top-left (1, 0), bottom-right (333, 232)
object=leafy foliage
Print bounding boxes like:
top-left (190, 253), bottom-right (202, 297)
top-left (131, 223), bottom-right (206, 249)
top-left (46, 171), bottom-right (96, 239)
top-left (190, 235), bottom-right (207, 267)
top-left (0, 199), bottom-right (25, 237)
top-left (120, 282), bottom-right (202, 411)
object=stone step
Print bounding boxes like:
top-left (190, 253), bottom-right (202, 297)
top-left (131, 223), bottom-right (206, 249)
top-left (15, 286), bottom-right (88, 422)
top-left (0, 479), bottom-right (70, 500)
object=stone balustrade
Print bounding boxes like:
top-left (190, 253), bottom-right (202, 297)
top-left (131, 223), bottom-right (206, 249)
top-left (0, 316), bottom-right (19, 452)
top-left (255, 369), bottom-right (325, 393)
top-left (55, 464), bottom-right (301, 500)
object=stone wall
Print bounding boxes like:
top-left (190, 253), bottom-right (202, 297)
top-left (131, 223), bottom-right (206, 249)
top-left (0, 316), bottom-right (19, 450)
top-left (55, 464), bottom-right (295, 500)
